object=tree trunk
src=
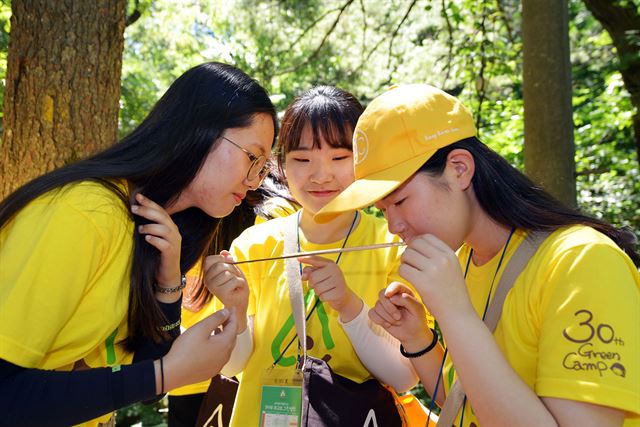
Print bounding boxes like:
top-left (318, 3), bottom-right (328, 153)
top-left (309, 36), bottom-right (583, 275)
top-left (522, 0), bottom-right (576, 206)
top-left (582, 0), bottom-right (640, 164)
top-left (0, 0), bottom-right (126, 198)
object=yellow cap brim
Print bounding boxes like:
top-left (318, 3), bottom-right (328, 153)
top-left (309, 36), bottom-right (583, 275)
top-left (314, 149), bottom-right (436, 223)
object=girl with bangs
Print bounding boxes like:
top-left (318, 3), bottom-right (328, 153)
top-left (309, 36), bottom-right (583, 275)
top-left (202, 86), bottom-right (424, 426)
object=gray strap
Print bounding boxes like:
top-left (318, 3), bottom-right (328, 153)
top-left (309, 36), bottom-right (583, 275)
top-left (436, 231), bottom-right (550, 427)
top-left (283, 214), bottom-right (307, 365)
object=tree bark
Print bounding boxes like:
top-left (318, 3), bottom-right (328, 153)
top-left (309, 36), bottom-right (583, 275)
top-left (1, 0), bottom-right (126, 198)
top-left (582, 0), bottom-right (640, 163)
top-left (522, 0), bottom-right (576, 205)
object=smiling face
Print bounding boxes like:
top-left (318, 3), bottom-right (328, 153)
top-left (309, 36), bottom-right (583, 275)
top-left (169, 113), bottom-right (274, 217)
top-left (284, 124), bottom-right (355, 216)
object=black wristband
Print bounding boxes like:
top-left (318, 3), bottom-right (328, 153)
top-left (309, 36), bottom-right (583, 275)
top-left (400, 328), bottom-right (439, 358)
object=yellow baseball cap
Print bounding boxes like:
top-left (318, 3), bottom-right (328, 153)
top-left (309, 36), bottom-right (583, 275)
top-left (314, 84), bottom-right (476, 222)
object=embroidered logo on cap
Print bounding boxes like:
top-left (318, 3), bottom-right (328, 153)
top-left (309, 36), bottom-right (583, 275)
top-left (354, 129), bottom-right (369, 165)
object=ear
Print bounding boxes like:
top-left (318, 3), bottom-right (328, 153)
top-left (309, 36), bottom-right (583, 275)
top-left (445, 148), bottom-right (475, 191)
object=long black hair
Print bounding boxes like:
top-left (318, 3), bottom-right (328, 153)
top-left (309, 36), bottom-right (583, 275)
top-left (419, 137), bottom-right (639, 266)
top-left (0, 62), bottom-right (277, 349)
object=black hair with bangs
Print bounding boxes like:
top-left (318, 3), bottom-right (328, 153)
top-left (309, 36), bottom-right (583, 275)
top-left (276, 86), bottom-right (363, 170)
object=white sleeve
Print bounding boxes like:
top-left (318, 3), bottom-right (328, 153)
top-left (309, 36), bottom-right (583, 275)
top-left (340, 303), bottom-right (419, 392)
top-left (220, 315), bottom-right (254, 377)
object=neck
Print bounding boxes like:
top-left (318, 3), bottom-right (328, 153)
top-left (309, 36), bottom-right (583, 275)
top-left (466, 211), bottom-right (513, 266)
top-left (298, 209), bottom-right (358, 244)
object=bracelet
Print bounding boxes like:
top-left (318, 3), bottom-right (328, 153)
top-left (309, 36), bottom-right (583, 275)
top-left (154, 274), bottom-right (186, 294)
top-left (400, 328), bottom-right (439, 358)
top-left (159, 357), bottom-right (165, 394)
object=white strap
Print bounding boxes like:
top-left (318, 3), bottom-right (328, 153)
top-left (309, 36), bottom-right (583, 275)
top-left (435, 231), bottom-right (550, 427)
top-left (283, 214), bottom-right (307, 366)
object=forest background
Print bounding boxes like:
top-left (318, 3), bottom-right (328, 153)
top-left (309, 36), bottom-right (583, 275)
top-left (0, 0), bottom-right (638, 425)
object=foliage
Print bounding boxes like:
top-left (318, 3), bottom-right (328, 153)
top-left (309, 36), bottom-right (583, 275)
top-left (115, 396), bottom-right (167, 426)
top-left (120, 0), bottom-right (221, 136)
top-left (570, 2), bottom-right (640, 237)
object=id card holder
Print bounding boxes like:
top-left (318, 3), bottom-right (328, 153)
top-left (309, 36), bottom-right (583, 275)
top-left (259, 366), bottom-right (303, 427)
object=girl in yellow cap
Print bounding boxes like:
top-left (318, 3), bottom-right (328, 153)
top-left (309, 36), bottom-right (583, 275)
top-left (315, 84), bottom-right (640, 427)
top-left (205, 86), bottom-right (426, 427)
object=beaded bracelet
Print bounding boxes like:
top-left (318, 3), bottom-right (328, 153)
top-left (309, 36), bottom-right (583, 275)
top-left (400, 327), bottom-right (439, 358)
top-left (154, 274), bottom-right (187, 294)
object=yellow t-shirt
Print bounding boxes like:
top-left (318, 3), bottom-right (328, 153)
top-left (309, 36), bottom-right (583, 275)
top-left (228, 211), bottom-right (409, 427)
top-left (0, 181), bottom-right (134, 426)
top-left (442, 226), bottom-right (640, 426)
top-left (170, 196), bottom-right (298, 396)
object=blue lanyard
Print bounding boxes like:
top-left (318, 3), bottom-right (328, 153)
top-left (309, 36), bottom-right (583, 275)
top-left (427, 228), bottom-right (516, 427)
top-left (272, 210), bottom-right (359, 366)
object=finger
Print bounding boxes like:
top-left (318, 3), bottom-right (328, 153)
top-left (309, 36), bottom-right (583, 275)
top-left (217, 308), bottom-right (239, 338)
top-left (384, 282), bottom-right (414, 298)
top-left (193, 308), bottom-right (230, 336)
top-left (143, 234), bottom-right (173, 252)
top-left (135, 193), bottom-right (165, 211)
top-left (377, 293), bottom-right (403, 321)
top-left (389, 292), bottom-right (425, 316)
top-left (220, 250), bottom-right (235, 262)
top-left (304, 265), bottom-right (334, 285)
top-left (311, 283), bottom-right (337, 301)
top-left (407, 235), bottom-right (448, 259)
top-left (369, 306), bottom-right (392, 329)
top-left (217, 252), bottom-right (246, 277)
top-left (422, 233), bottom-right (453, 252)
top-left (208, 271), bottom-right (239, 291)
top-left (138, 223), bottom-right (173, 238)
top-left (401, 247), bottom-right (429, 271)
top-left (205, 264), bottom-right (241, 288)
top-left (131, 203), bottom-right (173, 225)
top-left (300, 266), bottom-right (317, 281)
top-left (297, 255), bottom-right (333, 267)
top-left (370, 296), bottom-right (399, 324)
top-left (398, 263), bottom-right (424, 286)
top-left (204, 255), bottom-right (230, 272)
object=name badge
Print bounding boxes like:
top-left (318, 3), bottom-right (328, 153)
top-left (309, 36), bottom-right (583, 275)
top-left (259, 367), bottom-right (303, 427)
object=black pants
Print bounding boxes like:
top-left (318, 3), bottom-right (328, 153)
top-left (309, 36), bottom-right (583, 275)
top-left (168, 393), bottom-right (205, 427)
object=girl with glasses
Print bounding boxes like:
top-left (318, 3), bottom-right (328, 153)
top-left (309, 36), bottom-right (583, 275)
top-left (167, 171), bottom-right (299, 427)
top-left (0, 62), bottom-right (277, 426)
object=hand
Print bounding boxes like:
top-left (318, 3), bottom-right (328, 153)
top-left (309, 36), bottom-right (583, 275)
top-left (369, 282), bottom-right (432, 350)
top-left (159, 308), bottom-right (238, 393)
top-left (131, 193), bottom-right (182, 291)
top-left (399, 234), bottom-right (473, 321)
top-left (204, 251), bottom-right (249, 332)
top-left (298, 255), bottom-right (362, 322)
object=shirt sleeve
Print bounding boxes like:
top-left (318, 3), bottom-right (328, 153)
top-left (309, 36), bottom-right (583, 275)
top-left (340, 303), bottom-right (419, 392)
top-left (0, 199), bottom-right (112, 367)
top-left (220, 316), bottom-right (254, 377)
top-left (535, 242), bottom-right (640, 417)
top-left (0, 357), bottom-right (156, 425)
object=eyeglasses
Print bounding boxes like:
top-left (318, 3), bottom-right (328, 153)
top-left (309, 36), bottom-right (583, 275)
top-left (221, 136), bottom-right (270, 183)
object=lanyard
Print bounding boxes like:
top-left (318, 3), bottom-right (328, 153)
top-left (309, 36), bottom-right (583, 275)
top-left (427, 228), bottom-right (516, 426)
top-left (272, 210), bottom-right (359, 367)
